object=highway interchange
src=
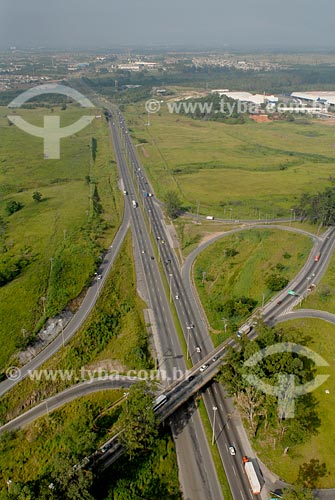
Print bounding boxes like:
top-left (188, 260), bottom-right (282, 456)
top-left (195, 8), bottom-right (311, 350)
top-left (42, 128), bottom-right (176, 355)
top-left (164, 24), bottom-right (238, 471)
top-left (1, 98), bottom-right (335, 499)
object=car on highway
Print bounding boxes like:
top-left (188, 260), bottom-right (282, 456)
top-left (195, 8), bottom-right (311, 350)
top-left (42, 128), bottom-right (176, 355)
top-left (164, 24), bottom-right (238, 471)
top-left (150, 256), bottom-right (155, 260)
top-left (187, 375), bottom-right (195, 382)
top-left (314, 253), bottom-right (321, 262)
top-left (175, 294), bottom-right (180, 299)
top-left (97, 274), bottom-right (102, 280)
top-left (199, 364), bottom-right (209, 372)
top-left (287, 290), bottom-right (299, 296)
top-left (100, 442), bottom-right (112, 453)
top-left (212, 356), bottom-right (218, 362)
top-left (195, 346), bottom-right (201, 353)
top-left (228, 445), bottom-right (236, 456)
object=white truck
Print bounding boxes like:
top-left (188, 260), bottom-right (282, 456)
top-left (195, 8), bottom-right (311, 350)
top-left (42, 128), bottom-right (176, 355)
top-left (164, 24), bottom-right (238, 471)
top-left (237, 324), bottom-right (252, 338)
top-left (153, 394), bottom-right (167, 410)
top-left (132, 200), bottom-right (138, 208)
top-left (242, 456), bottom-right (261, 495)
top-left (206, 215), bottom-right (214, 220)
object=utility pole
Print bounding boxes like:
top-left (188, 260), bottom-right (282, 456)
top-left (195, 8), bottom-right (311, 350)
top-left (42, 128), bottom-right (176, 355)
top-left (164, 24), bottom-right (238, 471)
top-left (212, 406), bottom-right (218, 445)
top-left (186, 326), bottom-right (192, 360)
top-left (60, 319), bottom-right (65, 348)
top-left (169, 273), bottom-right (173, 303)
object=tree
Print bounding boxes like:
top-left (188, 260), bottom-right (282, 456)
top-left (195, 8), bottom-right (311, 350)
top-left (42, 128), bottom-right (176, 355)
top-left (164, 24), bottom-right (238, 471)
top-left (265, 273), bottom-right (289, 291)
top-left (295, 185), bottom-right (335, 226)
top-left (235, 386), bottom-right (266, 436)
top-left (117, 382), bottom-right (158, 459)
top-left (45, 453), bottom-right (94, 499)
top-left (282, 485), bottom-right (316, 500)
top-left (222, 296), bottom-right (257, 319)
top-left (32, 191), bottom-right (43, 202)
top-left (91, 138), bottom-right (97, 162)
top-left (5, 200), bottom-right (23, 216)
top-left (297, 459), bottom-right (328, 489)
top-left (163, 190), bottom-right (183, 219)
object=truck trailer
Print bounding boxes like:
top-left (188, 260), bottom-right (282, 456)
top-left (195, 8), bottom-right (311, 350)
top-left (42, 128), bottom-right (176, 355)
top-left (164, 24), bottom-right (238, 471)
top-left (242, 456), bottom-right (261, 495)
top-left (237, 324), bottom-right (252, 338)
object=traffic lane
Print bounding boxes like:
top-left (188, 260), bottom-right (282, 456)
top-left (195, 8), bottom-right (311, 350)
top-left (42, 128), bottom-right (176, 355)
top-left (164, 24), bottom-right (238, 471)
top-left (274, 309), bottom-right (335, 326)
top-left (111, 122), bottom-right (185, 377)
top-left (140, 187), bottom-right (213, 359)
top-left (116, 133), bottom-right (185, 375)
top-left (171, 404), bottom-right (224, 500)
top-left (203, 383), bottom-right (255, 500)
top-left (114, 131), bottom-right (182, 376)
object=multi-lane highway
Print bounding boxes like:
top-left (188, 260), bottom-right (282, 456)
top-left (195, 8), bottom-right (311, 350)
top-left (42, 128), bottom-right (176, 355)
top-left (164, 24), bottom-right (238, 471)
top-left (108, 108), bottom-right (224, 500)
top-left (113, 108), bottom-right (259, 500)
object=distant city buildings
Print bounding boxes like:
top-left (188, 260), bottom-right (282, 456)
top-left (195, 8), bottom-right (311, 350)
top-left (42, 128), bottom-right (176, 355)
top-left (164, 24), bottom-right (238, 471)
top-left (116, 61), bottom-right (159, 71)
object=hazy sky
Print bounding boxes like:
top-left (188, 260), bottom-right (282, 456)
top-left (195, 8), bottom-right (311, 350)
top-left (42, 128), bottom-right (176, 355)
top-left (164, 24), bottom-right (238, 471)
top-left (1, 0), bottom-right (335, 50)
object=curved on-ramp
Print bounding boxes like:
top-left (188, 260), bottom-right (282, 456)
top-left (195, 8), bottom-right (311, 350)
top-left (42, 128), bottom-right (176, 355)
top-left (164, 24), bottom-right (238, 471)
top-left (273, 309), bottom-right (335, 327)
top-left (0, 376), bottom-right (139, 434)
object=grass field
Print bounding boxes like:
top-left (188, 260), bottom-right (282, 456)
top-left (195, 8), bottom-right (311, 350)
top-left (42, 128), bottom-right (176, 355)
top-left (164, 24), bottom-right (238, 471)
top-left (124, 103), bottom-right (335, 219)
top-left (194, 228), bottom-right (312, 344)
top-left (175, 218), bottom-right (239, 257)
top-left (253, 318), bottom-right (335, 488)
top-left (0, 105), bottom-right (122, 370)
top-left (0, 231), bottom-right (151, 423)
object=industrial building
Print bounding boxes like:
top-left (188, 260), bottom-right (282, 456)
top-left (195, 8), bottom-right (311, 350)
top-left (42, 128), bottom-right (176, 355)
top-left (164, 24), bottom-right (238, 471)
top-left (212, 90), bottom-right (278, 105)
top-left (291, 91), bottom-right (335, 107)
